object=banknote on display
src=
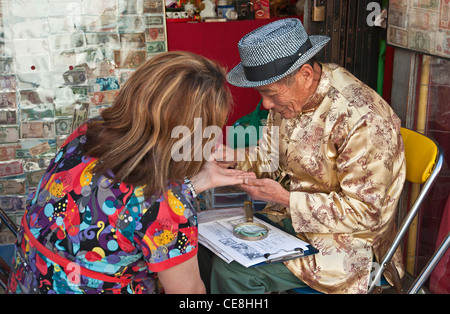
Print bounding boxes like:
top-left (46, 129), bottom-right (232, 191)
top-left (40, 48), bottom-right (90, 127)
top-left (0, 178), bottom-right (26, 195)
top-left (0, 75), bottom-right (16, 91)
top-left (113, 49), bottom-right (147, 69)
top-left (0, 92), bottom-right (17, 109)
top-left (0, 110), bottom-right (17, 124)
top-left (0, 195), bottom-right (26, 212)
top-left (15, 138), bottom-right (57, 159)
top-left (0, 126), bottom-right (20, 143)
top-left (55, 118), bottom-right (73, 135)
top-left (0, 160), bottom-right (24, 178)
top-left (146, 27), bottom-right (166, 42)
top-left (20, 121), bottom-right (56, 139)
top-left (0, 145), bottom-right (19, 161)
top-left (20, 103), bottom-right (55, 121)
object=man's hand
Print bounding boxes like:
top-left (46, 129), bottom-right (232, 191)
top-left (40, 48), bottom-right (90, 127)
top-left (191, 160), bottom-right (256, 194)
top-left (238, 178), bottom-right (290, 208)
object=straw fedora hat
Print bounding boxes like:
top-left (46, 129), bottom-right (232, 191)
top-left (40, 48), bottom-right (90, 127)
top-left (227, 18), bottom-right (330, 88)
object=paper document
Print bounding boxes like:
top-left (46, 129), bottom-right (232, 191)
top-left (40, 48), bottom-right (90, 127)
top-left (198, 207), bottom-right (318, 268)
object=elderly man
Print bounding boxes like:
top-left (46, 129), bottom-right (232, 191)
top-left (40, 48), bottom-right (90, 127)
top-left (211, 18), bottom-right (406, 294)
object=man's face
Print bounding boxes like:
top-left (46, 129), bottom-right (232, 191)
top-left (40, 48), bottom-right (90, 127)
top-left (255, 72), bottom-right (311, 119)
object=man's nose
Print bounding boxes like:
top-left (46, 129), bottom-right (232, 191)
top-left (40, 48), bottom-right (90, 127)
top-left (261, 97), bottom-right (275, 110)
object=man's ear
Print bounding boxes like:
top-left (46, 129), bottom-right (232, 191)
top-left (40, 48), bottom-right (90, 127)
top-left (297, 63), bottom-right (314, 88)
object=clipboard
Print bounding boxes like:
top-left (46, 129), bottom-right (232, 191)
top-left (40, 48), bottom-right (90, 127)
top-left (253, 244), bottom-right (319, 266)
top-left (198, 207), bottom-right (319, 268)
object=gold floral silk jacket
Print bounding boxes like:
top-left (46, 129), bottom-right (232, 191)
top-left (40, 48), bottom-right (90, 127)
top-left (238, 63), bottom-right (406, 294)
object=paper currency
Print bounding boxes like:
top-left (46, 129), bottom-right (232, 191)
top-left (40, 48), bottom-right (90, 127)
top-left (0, 59), bottom-right (13, 74)
top-left (83, 48), bottom-right (116, 64)
top-left (70, 86), bottom-right (89, 101)
top-left (0, 179), bottom-right (26, 195)
top-left (119, 16), bottom-right (146, 32)
top-left (119, 32), bottom-right (147, 50)
top-left (55, 118), bottom-right (72, 135)
top-left (20, 122), bottom-right (56, 139)
top-left (0, 92), bottom-right (16, 109)
top-left (84, 14), bottom-right (118, 32)
top-left (24, 158), bottom-right (52, 171)
top-left (146, 41), bottom-right (166, 54)
top-left (49, 32), bottom-right (85, 51)
top-left (145, 15), bottom-right (164, 26)
top-left (29, 141), bottom-right (52, 157)
top-left (120, 32), bottom-right (146, 44)
top-left (118, 0), bottom-right (143, 14)
top-left (93, 61), bottom-right (116, 78)
top-left (16, 72), bottom-right (53, 90)
top-left (91, 76), bottom-right (120, 92)
top-left (0, 145), bottom-right (19, 161)
top-left (409, 29), bottom-right (431, 52)
top-left (435, 30), bottom-right (450, 58)
top-left (26, 170), bottom-right (45, 187)
top-left (118, 70), bottom-right (135, 84)
top-left (0, 110), bottom-right (17, 124)
top-left (146, 27), bottom-right (166, 42)
top-left (16, 139), bottom-right (57, 159)
top-left (388, 26), bottom-right (408, 47)
top-left (0, 160), bottom-right (24, 178)
top-left (91, 90), bottom-right (118, 105)
top-left (0, 126), bottom-right (20, 143)
top-left (143, 0), bottom-right (164, 14)
top-left (71, 102), bottom-right (89, 132)
top-left (0, 195), bottom-right (26, 212)
top-left (89, 104), bottom-right (110, 118)
top-left (114, 50), bottom-right (147, 69)
top-left (62, 67), bottom-right (87, 86)
top-left (20, 104), bottom-right (55, 121)
top-left (0, 75), bottom-right (16, 91)
top-left (409, 8), bottom-right (439, 32)
top-left (55, 101), bottom-right (76, 117)
top-left (85, 33), bottom-right (120, 48)
top-left (19, 90), bottom-right (43, 105)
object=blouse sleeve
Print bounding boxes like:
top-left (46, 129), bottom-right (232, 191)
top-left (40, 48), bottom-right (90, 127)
top-left (136, 183), bottom-right (198, 273)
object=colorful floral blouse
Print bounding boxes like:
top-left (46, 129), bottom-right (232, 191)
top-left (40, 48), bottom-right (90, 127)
top-left (7, 122), bottom-right (198, 294)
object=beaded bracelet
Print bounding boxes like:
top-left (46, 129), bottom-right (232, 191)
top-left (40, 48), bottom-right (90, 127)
top-left (183, 177), bottom-right (197, 198)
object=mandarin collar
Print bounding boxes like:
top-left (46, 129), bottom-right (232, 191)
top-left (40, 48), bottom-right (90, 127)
top-left (296, 62), bottom-right (332, 115)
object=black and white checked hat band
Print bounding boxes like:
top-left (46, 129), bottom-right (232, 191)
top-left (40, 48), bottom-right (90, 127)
top-left (227, 18), bottom-right (330, 88)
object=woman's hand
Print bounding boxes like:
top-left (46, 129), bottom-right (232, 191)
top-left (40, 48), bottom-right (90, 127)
top-left (211, 144), bottom-right (246, 169)
top-left (190, 158), bottom-right (256, 194)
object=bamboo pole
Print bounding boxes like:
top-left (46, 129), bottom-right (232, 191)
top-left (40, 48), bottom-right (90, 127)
top-left (405, 55), bottom-right (430, 275)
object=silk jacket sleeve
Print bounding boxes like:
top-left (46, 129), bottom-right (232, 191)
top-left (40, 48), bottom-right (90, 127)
top-left (288, 113), bottom-right (405, 235)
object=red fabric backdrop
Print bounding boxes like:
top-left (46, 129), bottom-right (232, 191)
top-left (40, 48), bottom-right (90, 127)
top-left (166, 17), bottom-right (302, 127)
